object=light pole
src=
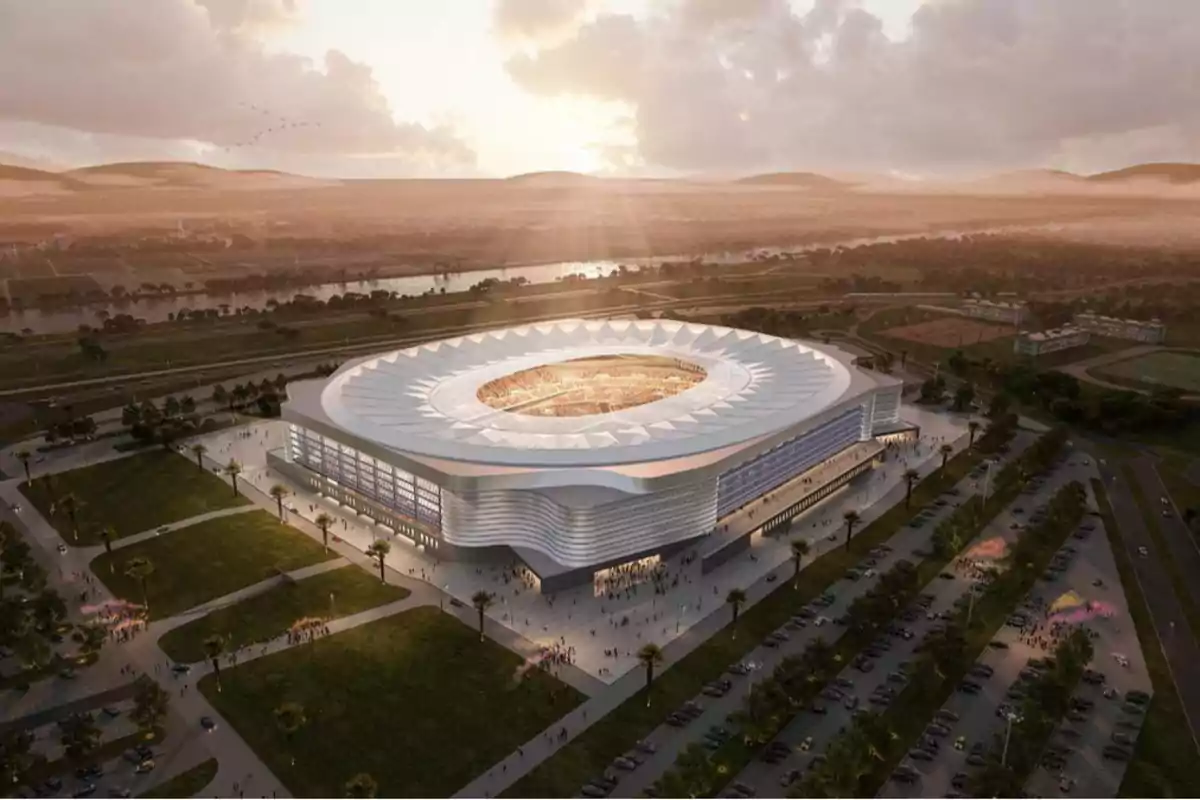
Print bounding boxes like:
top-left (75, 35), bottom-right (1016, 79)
top-left (329, 592), bottom-right (336, 616)
top-left (677, 604), bottom-right (686, 634)
top-left (966, 582), bottom-right (978, 628)
top-left (980, 458), bottom-right (995, 509)
top-left (1001, 711), bottom-right (1022, 766)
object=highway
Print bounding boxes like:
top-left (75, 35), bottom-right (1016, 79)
top-left (1092, 456), bottom-right (1200, 748)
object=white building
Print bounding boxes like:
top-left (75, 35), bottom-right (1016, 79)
top-left (274, 319), bottom-right (914, 591)
top-left (1072, 313), bottom-right (1167, 344)
top-left (961, 299), bottom-right (1030, 325)
top-left (1013, 326), bottom-right (1091, 357)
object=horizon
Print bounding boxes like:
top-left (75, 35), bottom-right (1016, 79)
top-left (2, 1), bottom-right (1198, 179)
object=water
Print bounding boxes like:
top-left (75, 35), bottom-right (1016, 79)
top-left (1, 225), bottom-right (1049, 336)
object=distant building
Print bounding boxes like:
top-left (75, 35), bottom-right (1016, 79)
top-left (1014, 326), bottom-right (1091, 357)
top-left (1072, 312), bottom-right (1167, 344)
top-left (961, 299), bottom-right (1029, 325)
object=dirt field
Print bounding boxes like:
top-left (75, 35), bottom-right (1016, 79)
top-left (881, 316), bottom-right (1016, 348)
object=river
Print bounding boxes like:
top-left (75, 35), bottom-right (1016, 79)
top-left (0, 226), bottom-right (1054, 336)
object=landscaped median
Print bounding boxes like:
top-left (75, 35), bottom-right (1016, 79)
top-left (968, 628), bottom-right (1094, 797)
top-left (91, 510), bottom-right (336, 619)
top-left (503, 417), bottom-right (1018, 798)
top-left (157, 565), bottom-right (409, 663)
top-left (19, 449), bottom-right (249, 546)
top-left (797, 474), bottom-right (1086, 797)
top-left (1091, 478), bottom-right (1200, 798)
top-left (138, 758), bottom-right (218, 799)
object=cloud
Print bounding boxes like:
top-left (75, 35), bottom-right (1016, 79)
top-left (493, 0), bottom-right (594, 45)
top-left (0, 0), bottom-right (474, 173)
top-left (506, 0), bottom-right (1200, 174)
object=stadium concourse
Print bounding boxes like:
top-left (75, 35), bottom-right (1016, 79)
top-left (190, 404), bottom-right (963, 683)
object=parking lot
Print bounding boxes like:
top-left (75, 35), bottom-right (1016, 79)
top-left (589, 433), bottom-right (1038, 798)
top-left (886, 468), bottom-right (1151, 799)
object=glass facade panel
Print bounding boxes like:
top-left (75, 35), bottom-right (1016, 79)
top-left (716, 407), bottom-right (863, 518)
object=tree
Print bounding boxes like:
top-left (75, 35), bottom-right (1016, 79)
top-left (212, 384), bottom-right (229, 410)
top-left (947, 349), bottom-right (969, 377)
top-left (180, 395), bottom-right (196, 415)
top-left (790, 539), bottom-right (810, 589)
top-left (344, 774), bottom-right (378, 798)
top-left (204, 635), bottom-right (226, 692)
top-left (939, 443), bottom-right (954, 470)
top-left (125, 557), bottom-right (154, 610)
top-left (59, 712), bottom-right (101, 760)
top-left (163, 396), bottom-right (181, 418)
top-left (967, 420), bottom-right (981, 448)
top-left (366, 539), bottom-right (390, 584)
top-left (471, 591), bottom-right (494, 642)
top-left (726, 588), bottom-right (747, 636)
top-left (32, 589), bottom-right (66, 631)
top-left (0, 729), bottom-right (39, 787)
top-left (987, 391), bottom-right (1013, 420)
top-left (637, 643), bottom-right (664, 707)
top-left (79, 623), bottom-right (107, 655)
top-left (903, 468), bottom-right (920, 508)
top-left (60, 493), bottom-right (81, 542)
top-left (842, 509), bottom-right (861, 551)
top-left (98, 526), bottom-right (115, 555)
top-left (269, 484), bottom-right (289, 520)
top-left (274, 702), bottom-right (307, 766)
top-left (953, 383), bottom-right (976, 413)
top-left (224, 459), bottom-right (242, 496)
top-left (15, 450), bottom-right (31, 484)
top-left (190, 443), bottom-right (207, 471)
top-left (315, 513), bottom-right (333, 552)
top-left (131, 676), bottom-right (170, 732)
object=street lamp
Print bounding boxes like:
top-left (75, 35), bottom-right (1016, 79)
top-left (1001, 710), bottom-right (1023, 766)
top-left (980, 458), bottom-right (996, 508)
top-left (677, 603), bottom-right (687, 633)
top-left (966, 581), bottom-right (979, 627)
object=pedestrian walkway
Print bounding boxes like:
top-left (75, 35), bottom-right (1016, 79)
top-left (152, 558), bottom-right (349, 637)
top-left (110, 505), bottom-right (259, 551)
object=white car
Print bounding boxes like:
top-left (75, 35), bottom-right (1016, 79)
top-left (1137, 546), bottom-right (1149, 558)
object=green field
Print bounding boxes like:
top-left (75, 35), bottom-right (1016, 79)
top-left (158, 566), bottom-right (409, 663)
top-left (92, 510), bottom-right (336, 619)
top-left (200, 607), bottom-right (581, 798)
top-left (1096, 351), bottom-right (1200, 394)
top-left (20, 450), bottom-right (249, 545)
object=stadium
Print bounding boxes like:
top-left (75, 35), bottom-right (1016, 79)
top-left (271, 319), bottom-right (914, 592)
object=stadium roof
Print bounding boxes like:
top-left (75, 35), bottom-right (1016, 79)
top-left (313, 319), bottom-right (860, 468)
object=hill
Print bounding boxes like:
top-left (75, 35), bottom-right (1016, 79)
top-left (1087, 163), bottom-right (1200, 185)
top-left (504, 170), bottom-right (602, 185)
top-left (735, 172), bottom-right (848, 190)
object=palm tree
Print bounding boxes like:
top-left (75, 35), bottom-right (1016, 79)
top-left (939, 443), bottom-right (953, 470)
top-left (637, 643), bottom-right (664, 707)
top-left (843, 509), bottom-right (861, 551)
top-left (190, 443), bottom-right (207, 470)
top-left (60, 493), bottom-right (81, 542)
top-left (15, 450), bottom-right (31, 484)
top-left (790, 539), bottom-right (811, 589)
top-left (471, 591), bottom-right (494, 642)
top-left (269, 484), bottom-right (289, 520)
top-left (204, 635), bottom-right (226, 692)
top-left (366, 540), bottom-right (390, 583)
top-left (967, 420), bottom-right (981, 449)
top-left (726, 588), bottom-right (747, 636)
top-left (98, 525), bottom-right (114, 556)
top-left (124, 557), bottom-right (154, 610)
top-left (224, 459), bottom-right (242, 496)
top-left (315, 513), bottom-right (333, 552)
top-left (274, 702), bottom-right (307, 766)
top-left (344, 774), bottom-right (378, 798)
top-left (903, 468), bottom-right (920, 508)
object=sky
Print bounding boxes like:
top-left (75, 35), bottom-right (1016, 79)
top-left (0, 0), bottom-right (1197, 179)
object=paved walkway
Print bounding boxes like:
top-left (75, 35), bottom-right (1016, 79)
top-left (109, 505), bottom-right (259, 551)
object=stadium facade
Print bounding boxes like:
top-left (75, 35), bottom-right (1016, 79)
top-left (271, 319), bottom-right (913, 591)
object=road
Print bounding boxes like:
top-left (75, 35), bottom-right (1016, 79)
top-left (1091, 457), bottom-right (1200, 748)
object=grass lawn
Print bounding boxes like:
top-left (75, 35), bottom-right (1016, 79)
top-left (138, 758), bottom-right (218, 798)
top-left (199, 607), bottom-right (582, 798)
top-left (19, 450), bottom-right (249, 545)
top-left (158, 566), bottom-right (409, 663)
top-left (506, 441), bottom-right (997, 798)
top-left (1096, 351), bottom-right (1200, 394)
top-left (1091, 479), bottom-right (1200, 798)
top-left (1154, 449), bottom-right (1200, 516)
top-left (91, 510), bottom-right (336, 619)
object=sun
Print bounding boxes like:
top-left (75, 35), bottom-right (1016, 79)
top-left (561, 142), bottom-right (604, 174)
